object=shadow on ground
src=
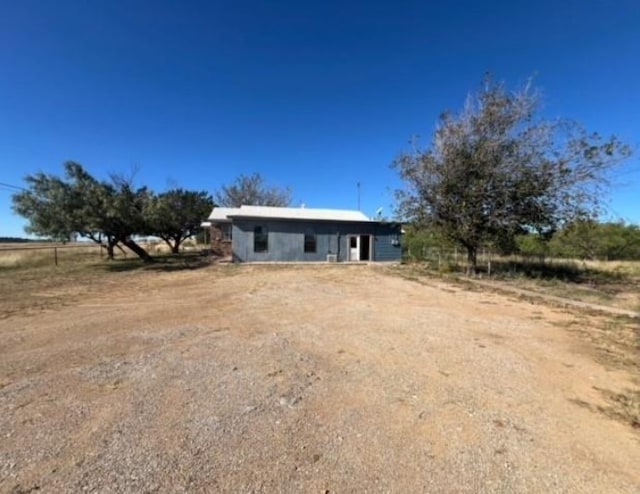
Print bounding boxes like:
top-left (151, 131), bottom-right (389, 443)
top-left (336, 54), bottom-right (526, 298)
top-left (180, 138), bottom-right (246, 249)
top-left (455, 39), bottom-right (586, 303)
top-left (99, 253), bottom-right (214, 273)
top-left (485, 260), bottom-right (627, 285)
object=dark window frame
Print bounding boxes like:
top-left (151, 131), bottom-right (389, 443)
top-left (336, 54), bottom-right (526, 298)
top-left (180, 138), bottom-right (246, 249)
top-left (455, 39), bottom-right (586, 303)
top-left (254, 225), bottom-right (268, 253)
top-left (221, 223), bottom-right (232, 241)
top-left (304, 230), bottom-right (317, 253)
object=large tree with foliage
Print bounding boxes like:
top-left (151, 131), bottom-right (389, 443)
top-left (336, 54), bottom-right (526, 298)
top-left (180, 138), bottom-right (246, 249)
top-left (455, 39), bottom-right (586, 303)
top-left (146, 188), bottom-right (213, 253)
top-left (394, 77), bottom-right (631, 273)
top-left (12, 161), bottom-right (154, 262)
top-left (214, 173), bottom-right (292, 207)
top-left (547, 220), bottom-right (640, 260)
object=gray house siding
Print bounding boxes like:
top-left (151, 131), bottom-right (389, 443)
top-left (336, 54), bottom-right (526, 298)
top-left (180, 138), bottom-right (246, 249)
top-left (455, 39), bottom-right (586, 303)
top-left (231, 219), bottom-right (401, 262)
top-left (372, 223), bottom-right (403, 262)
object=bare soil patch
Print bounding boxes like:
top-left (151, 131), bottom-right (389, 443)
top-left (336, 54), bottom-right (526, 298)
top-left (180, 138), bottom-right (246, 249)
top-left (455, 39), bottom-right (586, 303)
top-left (1, 264), bottom-right (639, 492)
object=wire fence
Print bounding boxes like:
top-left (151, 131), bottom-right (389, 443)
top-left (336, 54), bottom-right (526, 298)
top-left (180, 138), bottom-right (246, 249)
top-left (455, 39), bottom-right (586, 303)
top-left (0, 240), bottom-right (209, 269)
top-left (0, 243), bottom-right (107, 268)
top-left (405, 246), bottom-right (494, 273)
top-left (403, 245), bottom-right (610, 280)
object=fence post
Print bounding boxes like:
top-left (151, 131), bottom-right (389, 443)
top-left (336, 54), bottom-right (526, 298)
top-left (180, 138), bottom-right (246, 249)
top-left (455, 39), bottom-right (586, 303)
top-left (54, 247), bottom-right (58, 266)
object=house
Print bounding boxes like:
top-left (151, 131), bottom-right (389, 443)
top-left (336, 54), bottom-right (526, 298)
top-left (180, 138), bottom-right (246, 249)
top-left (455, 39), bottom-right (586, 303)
top-left (202, 205), bottom-right (402, 262)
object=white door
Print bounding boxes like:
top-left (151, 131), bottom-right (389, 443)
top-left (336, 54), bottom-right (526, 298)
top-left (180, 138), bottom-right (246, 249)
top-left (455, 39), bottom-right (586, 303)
top-left (349, 236), bottom-right (359, 261)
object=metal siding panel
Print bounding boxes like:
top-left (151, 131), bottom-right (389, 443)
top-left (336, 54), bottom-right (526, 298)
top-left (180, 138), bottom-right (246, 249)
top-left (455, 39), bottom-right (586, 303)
top-left (373, 224), bottom-right (402, 261)
top-left (231, 223), bottom-right (248, 262)
top-left (231, 220), bottom-right (401, 262)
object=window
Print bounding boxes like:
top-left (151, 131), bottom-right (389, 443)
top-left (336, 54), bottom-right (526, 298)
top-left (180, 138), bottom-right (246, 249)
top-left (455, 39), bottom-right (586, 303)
top-left (221, 223), bottom-right (232, 241)
top-left (254, 225), bottom-right (268, 253)
top-left (304, 230), bottom-right (316, 253)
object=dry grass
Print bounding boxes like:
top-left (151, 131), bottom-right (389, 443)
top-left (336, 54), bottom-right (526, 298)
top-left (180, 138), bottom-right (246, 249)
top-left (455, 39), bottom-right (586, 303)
top-left (144, 240), bottom-right (203, 254)
top-left (572, 388), bottom-right (640, 430)
top-left (560, 313), bottom-right (640, 429)
top-left (0, 248), bottom-right (218, 320)
top-left (0, 241), bottom-right (208, 270)
top-left (0, 244), bottom-right (104, 269)
top-left (400, 257), bottom-right (640, 313)
top-left (503, 260), bottom-right (640, 313)
top-left (389, 262), bottom-right (640, 431)
top-left (584, 259), bottom-right (640, 277)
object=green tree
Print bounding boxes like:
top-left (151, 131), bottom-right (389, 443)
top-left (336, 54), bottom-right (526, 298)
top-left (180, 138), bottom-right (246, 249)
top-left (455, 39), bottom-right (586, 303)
top-left (394, 77), bottom-right (631, 273)
top-left (214, 173), bottom-right (292, 207)
top-left (515, 232), bottom-right (551, 260)
top-left (596, 222), bottom-right (640, 260)
top-left (549, 220), bottom-right (640, 260)
top-left (12, 162), bottom-right (154, 262)
top-left (403, 224), bottom-right (454, 261)
top-left (146, 189), bottom-right (213, 253)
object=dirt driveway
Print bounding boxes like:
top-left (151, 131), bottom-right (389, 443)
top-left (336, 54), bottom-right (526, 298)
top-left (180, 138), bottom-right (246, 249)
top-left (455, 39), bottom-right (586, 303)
top-left (1, 265), bottom-right (638, 492)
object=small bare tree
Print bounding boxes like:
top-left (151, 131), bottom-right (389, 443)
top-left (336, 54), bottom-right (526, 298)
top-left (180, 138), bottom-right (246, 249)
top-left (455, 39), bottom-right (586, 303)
top-left (214, 173), bottom-right (291, 207)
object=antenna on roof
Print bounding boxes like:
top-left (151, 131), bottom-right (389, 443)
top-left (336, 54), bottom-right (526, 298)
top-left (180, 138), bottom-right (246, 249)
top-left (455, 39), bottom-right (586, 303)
top-left (357, 182), bottom-right (361, 210)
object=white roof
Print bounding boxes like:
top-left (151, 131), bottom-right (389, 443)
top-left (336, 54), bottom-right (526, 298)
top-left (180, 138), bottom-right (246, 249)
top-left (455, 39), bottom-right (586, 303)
top-left (206, 205), bottom-right (373, 222)
top-left (231, 205), bottom-right (372, 222)
top-left (206, 207), bottom-right (241, 222)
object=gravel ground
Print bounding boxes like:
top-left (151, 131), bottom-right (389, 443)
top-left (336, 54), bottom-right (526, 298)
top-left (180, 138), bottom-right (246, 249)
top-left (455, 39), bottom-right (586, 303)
top-left (0, 264), bottom-right (638, 493)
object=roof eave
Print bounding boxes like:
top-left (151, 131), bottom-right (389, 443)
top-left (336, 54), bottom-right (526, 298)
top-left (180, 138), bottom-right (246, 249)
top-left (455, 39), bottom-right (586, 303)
top-left (226, 215), bottom-right (378, 223)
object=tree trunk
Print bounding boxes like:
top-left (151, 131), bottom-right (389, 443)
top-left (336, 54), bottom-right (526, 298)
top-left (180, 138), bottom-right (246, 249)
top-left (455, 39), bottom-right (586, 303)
top-left (160, 237), bottom-right (174, 253)
top-left (98, 239), bottom-right (118, 260)
top-left (165, 236), bottom-right (182, 254)
top-left (121, 237), bottom-right (154, 262)
top-left (106, 236), bottom-right (125, 260)
top-left (160, 237), bottom-right (181, 254)
top-left (106, 242), bottom-right (114, 260)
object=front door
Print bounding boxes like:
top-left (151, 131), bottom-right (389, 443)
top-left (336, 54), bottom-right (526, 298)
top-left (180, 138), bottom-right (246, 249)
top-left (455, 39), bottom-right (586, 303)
top-left (349, 236), bottom-right (359, 261)
top-left (348, 235), bottom-right (372, 261)
top-left (359, 234), bottom-right (371, 261)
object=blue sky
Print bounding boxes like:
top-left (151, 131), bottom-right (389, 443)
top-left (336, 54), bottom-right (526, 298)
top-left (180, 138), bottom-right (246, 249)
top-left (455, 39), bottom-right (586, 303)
top-left (1, 0), bottom-right (638, 237)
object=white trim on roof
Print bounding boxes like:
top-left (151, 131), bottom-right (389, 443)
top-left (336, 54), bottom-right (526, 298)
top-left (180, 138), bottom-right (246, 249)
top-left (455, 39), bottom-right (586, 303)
top-left (228, 205), bottom-right (373, 222)
top-left (206, 207), bottom-right (240, 222)
top-left (205, 205), bottom-right (381, 223)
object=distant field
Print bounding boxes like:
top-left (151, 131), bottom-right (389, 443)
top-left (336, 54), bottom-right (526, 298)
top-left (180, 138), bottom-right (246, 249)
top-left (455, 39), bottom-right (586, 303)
top-left (0, 243), bottom-right (102, 269)
top-left (0, 241), bottom-right (205, 269)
